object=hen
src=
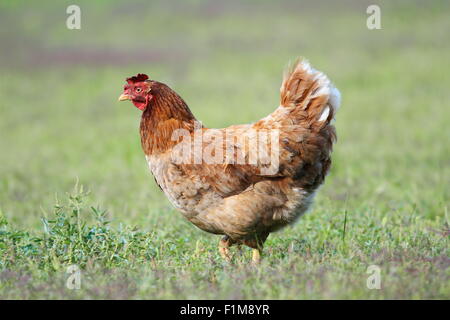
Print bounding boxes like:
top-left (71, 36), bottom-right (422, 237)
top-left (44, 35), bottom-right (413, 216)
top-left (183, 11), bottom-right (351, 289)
top-left (118, 59), bottom-right (341, 263)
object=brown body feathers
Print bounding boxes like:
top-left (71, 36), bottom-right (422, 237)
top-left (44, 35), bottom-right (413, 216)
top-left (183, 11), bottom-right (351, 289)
top-left (132, 59), bottom-right (341, 257)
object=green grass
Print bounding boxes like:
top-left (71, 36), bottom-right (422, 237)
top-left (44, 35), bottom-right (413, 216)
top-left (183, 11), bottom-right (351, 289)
top-left (0, 0), bottom-right (449, 299)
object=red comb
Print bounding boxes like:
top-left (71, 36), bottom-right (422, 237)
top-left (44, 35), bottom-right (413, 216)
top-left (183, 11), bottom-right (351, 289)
top-left (126, 73), bottom-right (149, 83)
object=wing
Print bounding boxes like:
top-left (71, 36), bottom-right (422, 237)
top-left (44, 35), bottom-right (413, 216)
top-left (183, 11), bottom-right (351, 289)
top-left (166, 59), bottom-right (340, 196)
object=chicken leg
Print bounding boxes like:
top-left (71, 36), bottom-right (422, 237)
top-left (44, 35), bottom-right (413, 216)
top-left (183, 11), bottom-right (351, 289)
top-left (252, 248), bottom-right (262, 265)
top-left (219, 236), bottom-right (262, 265)
top-left (245, 232), bottom-right (268, 265)
top-left (218, 236), bottom-right (234, 262)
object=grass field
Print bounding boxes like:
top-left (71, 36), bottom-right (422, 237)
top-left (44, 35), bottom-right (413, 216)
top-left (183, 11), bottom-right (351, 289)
top-left (0, 0), bottom-right (449, 299)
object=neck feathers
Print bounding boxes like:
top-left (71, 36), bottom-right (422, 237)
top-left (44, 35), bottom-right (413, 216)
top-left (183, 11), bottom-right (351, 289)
top-left (140, 82), bottom-right (196, 155)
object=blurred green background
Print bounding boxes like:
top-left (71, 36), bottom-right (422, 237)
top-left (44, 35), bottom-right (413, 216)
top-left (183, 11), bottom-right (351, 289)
top-left (0, 0), bottom-right (448, 299)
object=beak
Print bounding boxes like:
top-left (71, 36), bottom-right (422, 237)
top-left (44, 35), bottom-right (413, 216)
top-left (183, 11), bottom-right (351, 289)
top-left (118, 94), bottom-right (131, 101)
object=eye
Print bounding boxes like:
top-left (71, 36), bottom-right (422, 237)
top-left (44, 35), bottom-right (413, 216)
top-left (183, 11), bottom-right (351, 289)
top-left (135, 87), bottom-right (142, 93)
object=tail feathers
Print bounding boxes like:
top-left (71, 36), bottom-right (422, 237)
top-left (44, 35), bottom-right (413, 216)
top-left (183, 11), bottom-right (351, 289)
top-left (280, 58), bottom-right (341, 127)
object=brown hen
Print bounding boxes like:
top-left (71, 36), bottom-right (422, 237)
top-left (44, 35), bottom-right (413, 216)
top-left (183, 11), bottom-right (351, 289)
top-left (118, 59), bottom-right (341, 263)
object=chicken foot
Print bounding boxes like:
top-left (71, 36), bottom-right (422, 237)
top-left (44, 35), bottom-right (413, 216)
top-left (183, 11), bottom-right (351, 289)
top-left (244, 233), bottom-right (268, 265)
top-left (251, 249), bottom-right (261, 265)
top-left (218, 236), bottom-right (235, 262)
top-left (217, 233), bottom-right (268, 264)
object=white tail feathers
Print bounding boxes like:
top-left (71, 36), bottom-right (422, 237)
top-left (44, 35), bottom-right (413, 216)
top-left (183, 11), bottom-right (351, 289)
top-left (280, 58), bottom-right (341, 124)
top-left (328, 85), bottom-right (341, 116)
